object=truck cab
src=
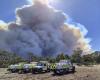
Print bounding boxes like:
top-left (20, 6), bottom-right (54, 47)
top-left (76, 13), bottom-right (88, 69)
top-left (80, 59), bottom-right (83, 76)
top-left (22, 63), bottom-right (36, 73)
top-left (53, 60), bottom-right (75, 75)
top-left (32, 61), bottom-right (50, 73)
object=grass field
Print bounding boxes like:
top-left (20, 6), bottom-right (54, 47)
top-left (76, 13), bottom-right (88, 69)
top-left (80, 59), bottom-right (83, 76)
top-left (0, 65), bottom-right (100, 80)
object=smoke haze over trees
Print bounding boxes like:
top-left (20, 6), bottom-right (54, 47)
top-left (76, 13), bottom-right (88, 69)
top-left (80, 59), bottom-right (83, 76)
top-left (0, 0), bottom-right (91, 57)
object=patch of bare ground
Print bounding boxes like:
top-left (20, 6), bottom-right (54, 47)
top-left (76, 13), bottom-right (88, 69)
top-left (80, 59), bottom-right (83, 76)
top-left (0, 65), bottom-right (100, 80)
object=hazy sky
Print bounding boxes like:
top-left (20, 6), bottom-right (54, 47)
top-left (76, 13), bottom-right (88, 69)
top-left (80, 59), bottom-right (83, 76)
top-left (0, 0), bottom-right (99, 51)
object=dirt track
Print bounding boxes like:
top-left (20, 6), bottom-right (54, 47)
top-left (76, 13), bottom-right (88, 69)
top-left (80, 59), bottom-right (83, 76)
top-left (0, 65), bottom-right (100, 80)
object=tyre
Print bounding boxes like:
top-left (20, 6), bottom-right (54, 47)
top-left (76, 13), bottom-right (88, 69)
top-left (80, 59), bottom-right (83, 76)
top-left (71, 66), bottom-right (75, 73)
top-left (65, 68), bottom-right (69, 73)
top-left (54, 69), bottom-right (63, 75)
top-left (11, 69), bottom-right (16, 73)
top-left (47, 68), bottom-right (50, 72)
top-left (32, 69), bottom-right (35, 74)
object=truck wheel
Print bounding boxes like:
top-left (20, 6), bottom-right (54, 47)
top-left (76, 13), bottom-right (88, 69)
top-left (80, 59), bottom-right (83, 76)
top-left (54, 70), bottom-right (63, 75)
top-left (11, 69), bottom-right (16, 73)
top-left (47, 68), bottom-right (50, 72)
top-left (65, 68), bottom-right (69, 74)
top-left (10, 70), bottom-right (13, 73)
top-left (32, 70), bottom-right (36, 74)
top-left (71, 66), bottom-right (75, 73)
top-left (54, 70), bottom-right (58, 75)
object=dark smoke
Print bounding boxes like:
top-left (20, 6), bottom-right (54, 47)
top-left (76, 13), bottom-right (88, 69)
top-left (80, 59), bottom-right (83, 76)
top-left (0, 1), bottom-right (91, 57)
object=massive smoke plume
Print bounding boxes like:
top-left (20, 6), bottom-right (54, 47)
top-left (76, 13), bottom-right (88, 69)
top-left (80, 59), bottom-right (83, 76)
top-left (0, 0), bottom-right (91, 57)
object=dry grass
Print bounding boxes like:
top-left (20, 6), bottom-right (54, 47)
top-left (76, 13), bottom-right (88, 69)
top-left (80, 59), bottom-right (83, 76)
top-left (0, 65), bottom-right (100, 80)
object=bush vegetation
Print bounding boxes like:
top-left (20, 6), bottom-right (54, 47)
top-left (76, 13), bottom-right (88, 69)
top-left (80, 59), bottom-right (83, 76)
top-left (0, 49), bottom-right (100, 68)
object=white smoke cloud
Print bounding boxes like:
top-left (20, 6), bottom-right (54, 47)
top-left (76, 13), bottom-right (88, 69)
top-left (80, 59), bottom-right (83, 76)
top-left (0, 1), bottom-right (91, 57)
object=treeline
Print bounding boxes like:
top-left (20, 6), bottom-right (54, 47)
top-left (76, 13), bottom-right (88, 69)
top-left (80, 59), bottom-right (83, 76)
top-left (0, 50), bottom-right (25, 68)
top-left (0, 49), bottom-right (100, 68)
top-left (27, 49), bottom-right (100, 65)
top-left (71, 49), bottom-right (100, 65)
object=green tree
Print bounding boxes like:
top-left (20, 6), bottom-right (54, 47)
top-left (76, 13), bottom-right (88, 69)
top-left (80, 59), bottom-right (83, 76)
top-left (71, 48), bottom-right (82, 64)
top-left (56, 53), bottom-right (69, 62)
top-left (27, 52), bottom-right (38, 62)
top-left (92, 51), bottom-right (100, 64)
top-left (82, 54), bottom-right (94, 65)
top-left (49, 58), bottom-right (56, 63)
top-left (0, 50), bottom-right (25, 68)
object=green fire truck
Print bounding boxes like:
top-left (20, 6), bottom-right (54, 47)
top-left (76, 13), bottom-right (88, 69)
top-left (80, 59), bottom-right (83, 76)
top-left (52, 60), bottom-right (75, 75)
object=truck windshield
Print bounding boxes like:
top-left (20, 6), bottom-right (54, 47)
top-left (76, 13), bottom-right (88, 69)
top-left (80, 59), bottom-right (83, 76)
top-left (37, 63), bottom-right (44, 66)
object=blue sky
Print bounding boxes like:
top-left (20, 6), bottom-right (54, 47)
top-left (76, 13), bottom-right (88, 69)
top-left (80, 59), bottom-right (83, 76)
top-left (0, 0), bottom-right (99, 51)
